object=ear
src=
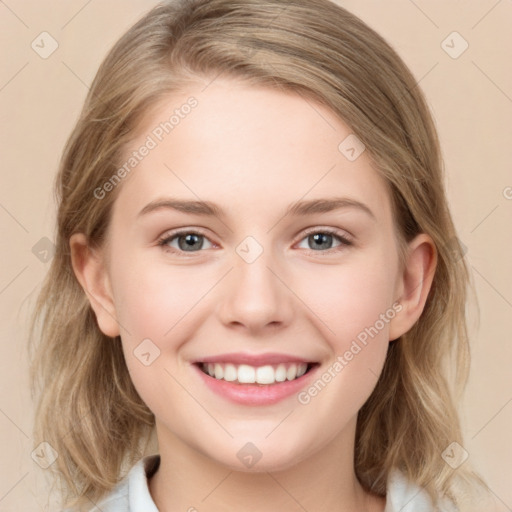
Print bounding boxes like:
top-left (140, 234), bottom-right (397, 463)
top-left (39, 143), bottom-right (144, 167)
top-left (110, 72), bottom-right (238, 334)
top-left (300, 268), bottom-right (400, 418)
top-left (388, 233), bottom-right (437, 341)
top-left (69, 233), bottom-right (121, 338)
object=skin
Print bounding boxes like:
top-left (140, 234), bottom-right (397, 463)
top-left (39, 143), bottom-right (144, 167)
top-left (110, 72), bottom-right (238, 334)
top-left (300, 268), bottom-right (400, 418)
top-left (71, 77), bottom-right (436, 512)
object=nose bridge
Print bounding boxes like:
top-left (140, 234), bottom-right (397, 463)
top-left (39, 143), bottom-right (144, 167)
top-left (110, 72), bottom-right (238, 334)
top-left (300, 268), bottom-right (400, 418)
top-left (217, 234), bottom-right (292, 330)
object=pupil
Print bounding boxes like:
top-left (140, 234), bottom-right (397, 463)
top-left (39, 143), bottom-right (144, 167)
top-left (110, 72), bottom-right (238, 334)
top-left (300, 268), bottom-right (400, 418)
top-left (176, 233), bottom-right (333, 252)
top-left (310, 233), bottom-right (332, 250)
top-left (179, 234), bottom-right (202, 251)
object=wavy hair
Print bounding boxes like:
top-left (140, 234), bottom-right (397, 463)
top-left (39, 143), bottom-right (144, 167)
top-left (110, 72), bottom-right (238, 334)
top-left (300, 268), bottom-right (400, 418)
top-left (29, 0), bottom-right (489, 509)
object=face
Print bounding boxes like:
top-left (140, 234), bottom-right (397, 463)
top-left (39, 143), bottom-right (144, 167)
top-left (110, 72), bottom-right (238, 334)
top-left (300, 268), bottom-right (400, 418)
top-left (90, 77), bottom-right (410, 472)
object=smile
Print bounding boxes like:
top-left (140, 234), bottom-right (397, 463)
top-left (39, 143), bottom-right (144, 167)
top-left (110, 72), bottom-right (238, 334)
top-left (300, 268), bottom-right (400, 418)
top-left (198, 362), bottom-right (314, 385)
top-left (193, 357), bottom-right (320, 406)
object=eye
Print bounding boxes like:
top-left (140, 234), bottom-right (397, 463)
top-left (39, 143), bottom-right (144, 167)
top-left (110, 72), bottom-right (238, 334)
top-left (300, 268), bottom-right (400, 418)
top-left (157, 229), bottom-right (215, 254)
top-left (296, 228), bottom-right (353, 253)
top-left (157, 227), bottom-right (353, 256)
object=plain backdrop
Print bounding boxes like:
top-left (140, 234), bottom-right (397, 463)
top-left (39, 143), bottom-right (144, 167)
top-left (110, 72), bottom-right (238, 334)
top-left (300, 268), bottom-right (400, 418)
top-left (0, 0), bottom-right (511, 510)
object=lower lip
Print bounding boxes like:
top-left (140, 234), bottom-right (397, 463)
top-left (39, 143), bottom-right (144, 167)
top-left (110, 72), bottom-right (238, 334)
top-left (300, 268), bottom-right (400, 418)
top-left (193, 364), bottom-right (319, 406)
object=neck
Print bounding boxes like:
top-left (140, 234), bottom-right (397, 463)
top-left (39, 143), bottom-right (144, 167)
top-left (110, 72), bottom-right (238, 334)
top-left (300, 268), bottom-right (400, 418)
top-left (148, 418), bottom-right (386, 512)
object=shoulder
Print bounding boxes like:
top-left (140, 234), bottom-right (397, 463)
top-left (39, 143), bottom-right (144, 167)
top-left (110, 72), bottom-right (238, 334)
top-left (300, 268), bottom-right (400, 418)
top-left (63, 455), bottom-right (160, 512)
top-left (63, 457), bottom-right (455, 512)
top-left (385, 468), bottom-right (458, 512)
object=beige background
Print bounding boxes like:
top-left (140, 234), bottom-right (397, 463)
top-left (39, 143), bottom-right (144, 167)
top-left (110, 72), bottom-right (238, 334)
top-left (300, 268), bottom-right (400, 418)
top-left (0, 0), bottom-right (511, 510)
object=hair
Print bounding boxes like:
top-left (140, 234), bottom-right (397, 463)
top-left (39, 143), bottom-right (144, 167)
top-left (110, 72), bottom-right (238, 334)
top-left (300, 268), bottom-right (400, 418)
top-left (29, 0), bottom-right (490, 510)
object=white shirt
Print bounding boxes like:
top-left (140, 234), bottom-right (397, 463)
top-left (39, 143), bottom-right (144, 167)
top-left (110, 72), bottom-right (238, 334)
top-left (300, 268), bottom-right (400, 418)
top-left (77, 455), bottom-right (457, 512)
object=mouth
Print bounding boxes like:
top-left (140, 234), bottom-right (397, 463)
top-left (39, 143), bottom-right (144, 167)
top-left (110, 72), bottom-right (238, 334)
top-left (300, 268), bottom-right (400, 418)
top-left (195, 361), bottom-right (319, 385)
top-left (192, 354), bottom-right (321, 405)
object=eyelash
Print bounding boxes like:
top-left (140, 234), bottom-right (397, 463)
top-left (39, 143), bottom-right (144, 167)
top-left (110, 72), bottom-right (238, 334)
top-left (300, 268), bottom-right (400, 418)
top-left (157, 227), bottom-right (353, 256)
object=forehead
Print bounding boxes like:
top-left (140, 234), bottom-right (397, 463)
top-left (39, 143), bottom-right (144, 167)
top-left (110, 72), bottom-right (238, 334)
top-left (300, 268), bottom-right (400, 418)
top-left (112, 78), bottom-right (392, 224)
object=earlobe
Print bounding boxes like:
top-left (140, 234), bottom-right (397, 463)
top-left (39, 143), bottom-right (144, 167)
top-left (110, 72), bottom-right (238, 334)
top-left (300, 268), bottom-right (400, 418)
top-left (388, 233), bottom-right (437, 341)
top-left (69, 233), bottom-right (121, 338)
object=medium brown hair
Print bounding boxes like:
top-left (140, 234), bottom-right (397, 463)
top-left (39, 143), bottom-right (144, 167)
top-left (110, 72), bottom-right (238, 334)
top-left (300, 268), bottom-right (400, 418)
top-left (29, 0), bottom-right (489, 509)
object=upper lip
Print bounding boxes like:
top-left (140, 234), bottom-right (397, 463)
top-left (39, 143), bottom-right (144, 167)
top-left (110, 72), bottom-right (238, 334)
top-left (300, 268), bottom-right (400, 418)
top-left (194, 352), bottom-right (315, 366)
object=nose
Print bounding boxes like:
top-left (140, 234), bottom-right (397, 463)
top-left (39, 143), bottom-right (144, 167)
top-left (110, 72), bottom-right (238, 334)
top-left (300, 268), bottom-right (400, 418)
top-left (216, 242), bottom-right (294, 335)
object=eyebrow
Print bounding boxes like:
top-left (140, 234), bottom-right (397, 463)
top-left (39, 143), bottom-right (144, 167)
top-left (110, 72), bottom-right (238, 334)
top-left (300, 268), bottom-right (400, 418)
top-left (137, 196), bottom-right (376, 220)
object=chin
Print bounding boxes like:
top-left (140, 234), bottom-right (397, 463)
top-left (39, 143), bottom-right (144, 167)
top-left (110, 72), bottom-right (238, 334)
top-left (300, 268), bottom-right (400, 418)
top-left (202, 435), bottom-right (315, 474)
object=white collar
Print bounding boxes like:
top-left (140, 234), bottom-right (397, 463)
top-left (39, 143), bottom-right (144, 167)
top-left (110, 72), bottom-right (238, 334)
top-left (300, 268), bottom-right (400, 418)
top-left (94, 454), bottom-right (456, 512)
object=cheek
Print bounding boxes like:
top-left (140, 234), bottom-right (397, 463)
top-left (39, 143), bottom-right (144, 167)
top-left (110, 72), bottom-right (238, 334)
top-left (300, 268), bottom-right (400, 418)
top-left (295, 264), bottom-right (395, 417)
top-left (110, 257), bottom-right (215, 397)
top-left (298, 252), bottom-right (398, 403)
top-left (304, 253), bottom-right (398, 343)
top-left (111, 260), bottom-right (198, 415)
top-left (112, 256), bottom-right (212, 341)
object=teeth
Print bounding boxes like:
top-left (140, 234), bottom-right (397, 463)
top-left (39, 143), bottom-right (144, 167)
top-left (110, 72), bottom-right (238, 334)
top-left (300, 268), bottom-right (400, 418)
top-left (275, 364), bottom-right (287, 382)
top-left (201, 362), bottom-right (309, 385)
top-left (224, 364), bottom-right (237, 381)
top-left (238, 364), bottom-right (256, 383)
top-left (214, 363), bottom-right (224, 379)
top-left (256, 365), bottom-right (275, 384)
top-left (286, 364), bottom-right (298, 381)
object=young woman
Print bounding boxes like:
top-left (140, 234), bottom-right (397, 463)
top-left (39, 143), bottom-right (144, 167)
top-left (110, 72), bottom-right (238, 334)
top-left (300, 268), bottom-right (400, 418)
top-left (29, 0), bottom-right (490, 510)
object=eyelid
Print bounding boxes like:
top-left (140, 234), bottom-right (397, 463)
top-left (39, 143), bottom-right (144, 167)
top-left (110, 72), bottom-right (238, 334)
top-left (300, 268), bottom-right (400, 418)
top-left (157, 227), bottom-right (216, 252)
top-left (297, 226), bottom-right (353, 244)
top-left (293, 226), bottom-right (353, 255)
top-left (157, 226), bottom-right (353, 255)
